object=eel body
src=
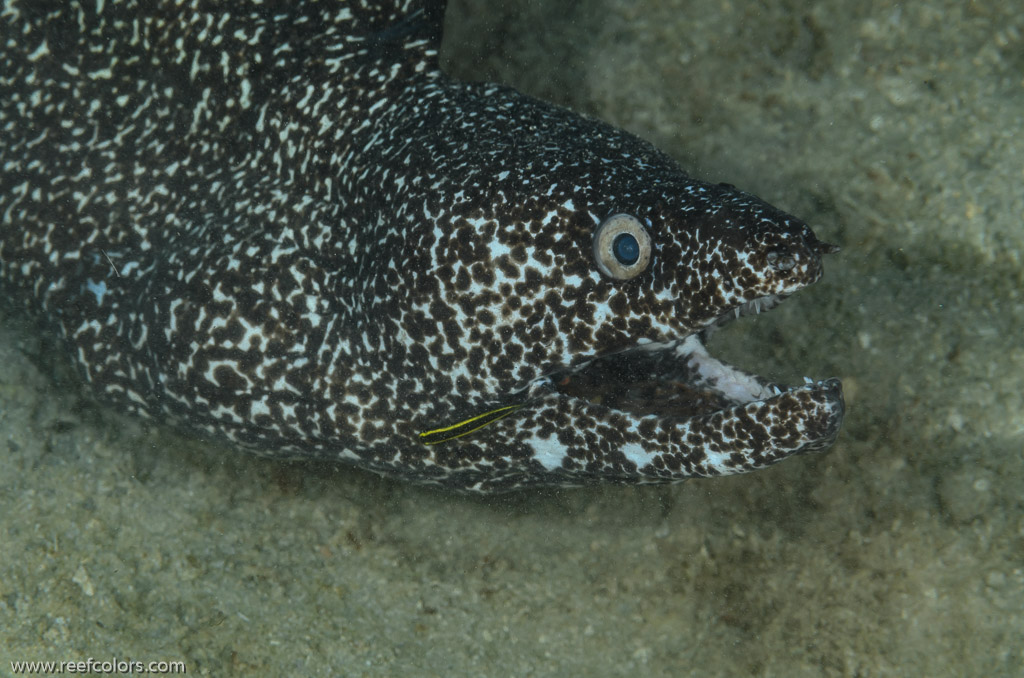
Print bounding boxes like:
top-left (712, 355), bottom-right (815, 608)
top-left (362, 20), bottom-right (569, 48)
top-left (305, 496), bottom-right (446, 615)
top-left (0, 0), bottom-right (844, 492)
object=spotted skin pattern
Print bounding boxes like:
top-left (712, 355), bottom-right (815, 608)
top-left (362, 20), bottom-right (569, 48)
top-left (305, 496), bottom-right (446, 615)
top-left (0, 0), bottom-right (844, 492)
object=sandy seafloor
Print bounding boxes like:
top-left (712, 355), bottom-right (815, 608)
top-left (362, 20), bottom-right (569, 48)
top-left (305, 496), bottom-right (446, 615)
top-left (1, 0), bottom-right (1022, 675)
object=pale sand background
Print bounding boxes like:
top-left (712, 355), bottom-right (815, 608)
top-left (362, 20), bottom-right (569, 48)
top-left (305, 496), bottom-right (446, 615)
top-left (1, 0), bottom-right (1022, 675)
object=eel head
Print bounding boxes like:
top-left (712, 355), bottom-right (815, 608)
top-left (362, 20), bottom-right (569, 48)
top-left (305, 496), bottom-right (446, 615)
top-left (404, 91), bottom-right (844, 491)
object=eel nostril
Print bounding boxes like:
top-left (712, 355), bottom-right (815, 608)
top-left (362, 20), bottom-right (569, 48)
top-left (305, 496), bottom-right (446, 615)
top-left (804, 229), bottom-right (841, 255)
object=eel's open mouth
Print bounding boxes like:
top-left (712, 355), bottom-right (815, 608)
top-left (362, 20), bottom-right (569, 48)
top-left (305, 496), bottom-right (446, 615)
top-left (547, 294), bottom-right (821, 420)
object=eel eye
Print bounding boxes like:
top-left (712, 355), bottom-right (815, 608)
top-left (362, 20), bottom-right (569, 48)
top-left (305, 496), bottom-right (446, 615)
top-left (593, 213), bottom-right (652, 280)
top-left (612, 233), bottom-right (639, 265)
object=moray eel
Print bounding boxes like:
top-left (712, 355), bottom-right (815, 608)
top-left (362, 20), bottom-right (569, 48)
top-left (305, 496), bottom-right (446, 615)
top-left (0, 0), bottom-right (844, 492)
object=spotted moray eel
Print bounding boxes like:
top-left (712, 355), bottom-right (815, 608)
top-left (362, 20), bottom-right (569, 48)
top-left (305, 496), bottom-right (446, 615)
top-left (0, 0), bottom-right (844, 492)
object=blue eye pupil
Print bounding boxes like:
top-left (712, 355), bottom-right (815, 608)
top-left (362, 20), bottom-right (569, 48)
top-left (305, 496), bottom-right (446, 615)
top-left (612, 233), bottom-right (640, 265)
